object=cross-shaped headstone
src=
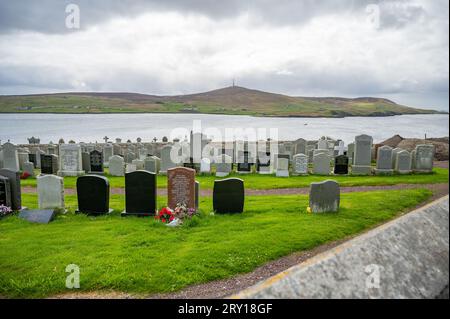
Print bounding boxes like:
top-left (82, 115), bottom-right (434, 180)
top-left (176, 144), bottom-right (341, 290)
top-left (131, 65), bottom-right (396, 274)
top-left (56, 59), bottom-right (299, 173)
top-left (103, 136), bottom-right (109, 143)
top-left (334, 141), bottom-right (347, 155)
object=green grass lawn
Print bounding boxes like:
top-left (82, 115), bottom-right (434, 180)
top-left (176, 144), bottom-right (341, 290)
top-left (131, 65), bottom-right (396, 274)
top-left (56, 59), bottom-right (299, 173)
top-left (0, 188), bottom-right (432, 298)
top-left (20, 167), bottom-right (449, 190)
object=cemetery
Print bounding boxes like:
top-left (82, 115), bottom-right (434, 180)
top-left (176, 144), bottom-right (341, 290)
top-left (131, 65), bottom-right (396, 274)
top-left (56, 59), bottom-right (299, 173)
top-left (0, 135), bottom-right (448, 298)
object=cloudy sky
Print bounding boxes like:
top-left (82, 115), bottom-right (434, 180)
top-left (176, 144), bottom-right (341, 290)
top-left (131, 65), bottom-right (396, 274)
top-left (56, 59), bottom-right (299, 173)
top-left (0, 0), bottom-right (448, 110)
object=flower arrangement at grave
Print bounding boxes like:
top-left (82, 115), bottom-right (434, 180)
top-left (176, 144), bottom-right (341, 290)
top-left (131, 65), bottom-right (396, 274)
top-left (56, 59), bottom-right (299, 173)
top-left (173, 203), bottom-right (197, 220)
top-left (0, 205), bottom-right (13, 217)
top-left (20, 171), bottom-right (31, 180)
top-left (155, 207), bottom-right (175, 224)
top-left (155, 203), bottom-right (198, 226)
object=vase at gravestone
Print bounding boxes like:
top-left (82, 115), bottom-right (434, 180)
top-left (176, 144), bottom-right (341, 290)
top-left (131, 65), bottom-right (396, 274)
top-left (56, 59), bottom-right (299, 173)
top-left (167, 167), bottom-right (196, 210)
top-left (200, 158), bottom-right (211, 174)
top-left (0, 168), bottom-right (22, 211)
top-left (37, 175), bottom-right (64, 210)
top-left (41, 154), bottom-right (58, 175)
top-left (122, 171), bottom-right (157, 216)
top-left (160, 145), bottom-right (177, 174)
top-left (213, 178), bottom-right (244, 214)
top-left (309, 180), bottom-right (340, 213)
top-left (0, 175), bottom-right (12, 208)
top-left (257, 152), bottom-right (272, 175)
top-left (414, 145), bottom-right (434, 173)
top-left (18, 209), bottom-right (56, 224)
top-left (375, 145), bottom-right (394, 175)
top-left (89, 150), bottom-right (104, 174)
top-left (109, 155), bottom-right (125, 176)
top-left (313, 153), bottom-right (331, 175)
top-left (352, 135), bottom-right (373, 175)
top-left (334, 155), bottom-right (349, 175)
top-left (395, 150), bottom-right (412, 174)
top-left (216, 154), bottom-right (232, 177)
top-left (58, 144), bottom-right (84, 176)
top-left (2, 143), bottom-right (19, 172)
top-left (293, 154), bottom-right (308, 175)
top-left (144, 156), bottom-right (160, 174)
top-left (276, 157), bottom-right (289, 177)
top-left (23, 162), bottom-right (34, 177)
top-left (76, 175), bottom-right (112, 215)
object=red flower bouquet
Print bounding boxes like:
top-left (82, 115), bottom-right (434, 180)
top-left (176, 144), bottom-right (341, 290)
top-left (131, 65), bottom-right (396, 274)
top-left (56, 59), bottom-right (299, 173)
top-left (155, 207), bottom-right (175, 224)
top-left (20, 171), bottom-right (31, 180)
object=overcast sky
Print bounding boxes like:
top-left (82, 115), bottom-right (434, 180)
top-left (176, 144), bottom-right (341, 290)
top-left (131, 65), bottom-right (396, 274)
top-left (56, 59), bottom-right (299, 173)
top-left (0, 0), bottom-right (448, 110)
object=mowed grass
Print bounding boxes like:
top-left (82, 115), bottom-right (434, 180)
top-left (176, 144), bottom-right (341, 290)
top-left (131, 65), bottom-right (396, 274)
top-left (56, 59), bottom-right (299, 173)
top-left (0, 188), bottom-right (432, 298)
top-left (20, 167), bottom-right (449, 190)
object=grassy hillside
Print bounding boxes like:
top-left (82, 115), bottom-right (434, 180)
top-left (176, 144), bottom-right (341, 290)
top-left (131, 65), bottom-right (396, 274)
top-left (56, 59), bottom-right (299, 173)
top-left (0, 86), bottom-right (442, 117)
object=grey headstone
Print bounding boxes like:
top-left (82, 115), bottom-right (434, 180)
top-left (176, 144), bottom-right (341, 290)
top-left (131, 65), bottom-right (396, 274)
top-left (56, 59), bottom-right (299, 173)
top-left (352, 135), bottom-right (373, 175)
top-left (395, 150), bottom-right (412, 174)
top-left (293, 154), bottom-right (308, 175)
top-left (109, 155), bottom-right (125, 176)
top-left (414, 145), bottom-right (434, 172)
top-left (309, 180), bottom-right (340, 213)
top-left (0, 168), bottom-right (21, 210)
top-left (58, 144), bottom-right (84, 176)
top-left (313, 153), bottom-right (331, 175)
top-left (2, 142), bottom-right (19, 171)
top-left (37, 175), bottom-right (64, 210)
top-left (375, 145), bottom-right (394, 175)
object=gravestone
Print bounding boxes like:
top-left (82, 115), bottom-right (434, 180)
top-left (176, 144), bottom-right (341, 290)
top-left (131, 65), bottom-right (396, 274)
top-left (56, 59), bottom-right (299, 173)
top-left (391, 148), bottom-right (402, 169)
top-left (144, 156), bottom-right (160, 174)
top-left (0, 175), bottom-right (12, 208)
top-left (0, 168), bottom-right (22, 210)
top-left (313, 153), bottom-right (331, 175)
top-left (293, 154), bottom-right (308, 175)
top-left (309, 180), bottom-right (340, 213)
top-left (41, 154), bottom-right (59, 175)
top-left (276, 157), bottom-right (289, 177)
top-left (89, 150), bottom-right (104, 174)
top-left (76, 175), bottom-right (112, 215)
top-left (108, 155), bottom-right (125, 176)
top-left (122, 170), bottom-right (157, 216)
top-left (18, 209), bottom-right (56, 224)
top-left (124, 151), bottom-right (136, 164)
top-left (195, 181), bottom-right (200, 209)
top-left (23, 162), bottom-right (35, 177)
top-left (318, 138), bottom-right (328, 150)
top-left (103, 144), bottom-right (114, 167)
top-left (411, 150), bottom-right (417, 170)
top-left (18, 152), bottom-right (29, 171)
top-left (58, 144), bottom-right (84, 176)
top-left (37, 175), bottom-right (65, 210)
top-left (293, 139), bottom-right (307, 157)
top-left (347, 143), bottom-right (355, 165)
top-left (257, 152), bottom-right (272, 174)
top-left (216, 154), bottom-right (232, 177)
top-left (352, 135), bottom-right (373, 175)
top-left (334, 155), bottom-right (349, 175)
top-left (395, 150), bottom-right (412, 174)
top-left (28, 153), bottom-right (37, 167)
top-left (132, 159), bottom-right (145, 170)
top-left (34, 149), bottom-right (44, 169)
top-left (414, 145), bottom-right (434, 173)
top-left (237, 151), bottom-right (252, 174)
top-left (160, 145), bottom-right (177, 174)
top-left (375, 145), bottom-right (394, 175)
top-left (213, 178), bottom-right (244, 214)
top-left (126, 163), bottom-right (137, 173)
top-left (2, 142), bottom-right (19, 171)
top-left (82, 152), bottom-right (90, 173)
top-left (167, 167), bottom-right (196, 210)
top-left (200, 158), bottom-right (211, 174)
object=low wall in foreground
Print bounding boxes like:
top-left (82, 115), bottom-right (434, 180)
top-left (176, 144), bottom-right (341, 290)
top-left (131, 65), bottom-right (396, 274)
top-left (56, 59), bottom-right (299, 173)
top-left (233, 196), bottom-right (449, 299)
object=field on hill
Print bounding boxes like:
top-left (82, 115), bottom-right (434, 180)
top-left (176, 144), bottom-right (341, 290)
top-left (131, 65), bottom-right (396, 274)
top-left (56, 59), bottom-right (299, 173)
top-left (0, 87), bottom-right (441, 117)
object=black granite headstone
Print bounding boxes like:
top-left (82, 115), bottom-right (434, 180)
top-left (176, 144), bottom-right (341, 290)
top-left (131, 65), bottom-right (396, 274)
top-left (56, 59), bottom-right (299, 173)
top-left (0, 176), bottom-right (12, 208)
top-left (122, 170), bottom-right (156, 216)
top-left (19, 209), bottom-right (56, 224)
top-left (237, 151), bottom-right (253, 173)
top-left (213, 178), bottom-right (244, 214)
top-left (76, 175), bottom-right (111, 215)
top-left (256, 152), bottom-right (271, 172)
top-left (0, 169), bottom-right (21, 211)
top-left (28, 153), bottom-right (37, 168)
top-left (41, 154), bottom-right (58, 175)
top-left (89, 150), bottom-right (104, 174)
top-left (334, 155), bottom-right (349, 175)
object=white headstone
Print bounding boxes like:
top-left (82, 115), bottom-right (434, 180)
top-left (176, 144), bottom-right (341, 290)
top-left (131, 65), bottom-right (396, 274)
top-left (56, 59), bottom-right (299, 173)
top-left (109, 155), bottom-right (125, 176)
top-left (57, 144), bottom-right (84, 176)
top-left (37, 175), bottom-right (65, 210)
top-left (2, 142), bottom-right (19, 171)
top-left (313, 153), bottom-right (331, 175)
top-left (276, 157), bottom-right (289, 177)
top-left (293, 153), bottom-right (308, 175)
top-left (200, 158), bottom-right (211, 174)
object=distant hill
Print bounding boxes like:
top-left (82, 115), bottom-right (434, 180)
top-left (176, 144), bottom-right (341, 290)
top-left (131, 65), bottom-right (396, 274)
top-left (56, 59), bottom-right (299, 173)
top-left (0, 86), bottom-right (444, 117)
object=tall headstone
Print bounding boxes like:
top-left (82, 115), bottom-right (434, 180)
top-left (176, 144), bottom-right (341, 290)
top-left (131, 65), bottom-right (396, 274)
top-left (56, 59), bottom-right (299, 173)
top-left (144, 156), bottom-right (160, 174)
top-left (352, 135), bottom-right (373, 175)
top-left (89, 150), bottom-right (104, 174)
top-left (313, 153), bottom-right (331, 175)
top-left (309, 180), bottom-right (340, 213)
top-left (76, 175), bottom-right (112, 215)
top-left (122, 171), bottom-right (157, 216)
top-left (160, 145), bottom-right (177, 174)
top-left (35, 149), bottom-right (44, 169)
top-left (391, 148), bottom-right (402, 169)
top-left (108, 155), bottom-right (125, 176)
top-left (293, 154), bottom-right (308, 175)
top-left (167, 167), bottom-right (196, 210)
top-left (395, 150), bottom-right (412, 174)
top-left (347, 143), bottom-right (355, 165)
top-left (0, 175), bottom-right (12, 208)
top-left (237, 151), bottom-right (252, 174)
top-left (23, 162), bottom-right (35, 177)
top-left (41, 154), bottom-right (59, 175)
top-left (18, 151), bottom-right (29, 171)
top-left (414, 145), bottom-right (434, 173)
top-left (276, 156), bottom-right (289, 177)
top-left (216, 154), bottom-right (232, 177)
top-left (213, 178), bottom-right (244, 214)
top-left (58, 144), bottom-right (84, 176)
top-left (334, 155), bottom-right (349, 175)
top-left (0, 168), bottom-right (21, 211)
top-left (200, 158), bottom-right (211, 174)
top-left (293, 139), bottom-right (307, 157)
top-left (103, 144), bottom-right (114, 167)
top-left (375, 145), bottom-right (394, 175)
top-left (2, 143), bottom-right (19, 171)
top-left (37, 175), bottom-right (64, 210)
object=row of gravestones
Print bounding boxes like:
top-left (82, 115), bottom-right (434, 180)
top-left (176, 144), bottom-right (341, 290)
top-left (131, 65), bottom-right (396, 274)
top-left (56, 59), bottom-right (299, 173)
top-left (375, 144), bottom-right (435, 175)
